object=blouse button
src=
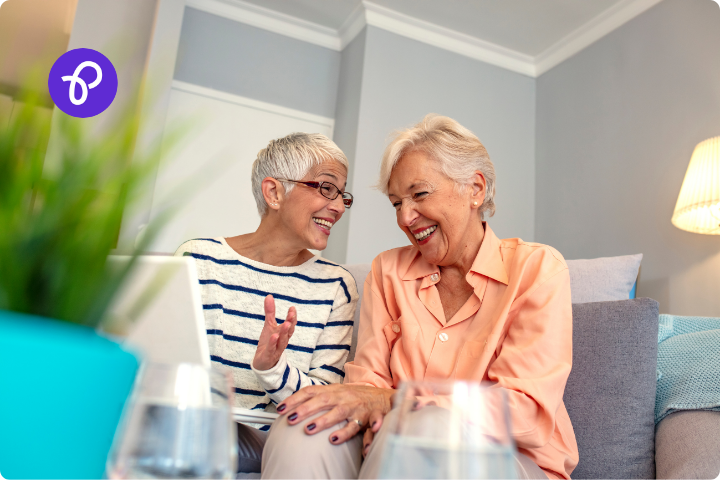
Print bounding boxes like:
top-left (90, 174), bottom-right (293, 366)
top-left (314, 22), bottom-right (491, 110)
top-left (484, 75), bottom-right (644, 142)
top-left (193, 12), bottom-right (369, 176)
top-left (438, 332), bottom-right (449, 342)
top-left (431, 273), bottom-right (439, 282)
top-left (392, 324), bottom-right (401, 333)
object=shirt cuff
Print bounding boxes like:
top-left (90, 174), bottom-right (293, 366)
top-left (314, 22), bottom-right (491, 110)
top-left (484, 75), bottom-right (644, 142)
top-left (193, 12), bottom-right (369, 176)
top-left (252, 351), bottom-right (289, 391)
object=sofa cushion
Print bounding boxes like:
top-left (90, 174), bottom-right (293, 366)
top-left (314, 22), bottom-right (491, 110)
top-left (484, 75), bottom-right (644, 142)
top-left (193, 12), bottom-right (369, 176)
top-left (341, 264), bottom-right (371, 362)
top-left (655, 410), bottom-right (720, 479)
top-left (566, 254), bottom-right (642, 304)
top-left (564, 298), bottom-right (659, 479)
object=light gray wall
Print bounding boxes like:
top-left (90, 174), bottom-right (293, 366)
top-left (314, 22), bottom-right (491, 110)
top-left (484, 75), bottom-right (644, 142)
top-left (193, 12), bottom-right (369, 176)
top-left (345, 26), bottom-right (536, 264)
top-left (536, 0), bottom-right (720, 315)
top-left (174, 7), bottom-right (340, 118)
top-left (323, 29), bottom-right (367, 264)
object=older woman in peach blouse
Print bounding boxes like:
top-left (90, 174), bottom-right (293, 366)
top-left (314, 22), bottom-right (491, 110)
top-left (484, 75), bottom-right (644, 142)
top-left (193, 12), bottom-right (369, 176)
top-left (261, 115), bottom-right (579, 480)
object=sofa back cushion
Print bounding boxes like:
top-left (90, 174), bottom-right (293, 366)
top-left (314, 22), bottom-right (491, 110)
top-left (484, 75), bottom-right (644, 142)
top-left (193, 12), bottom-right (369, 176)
top-left (564, 298), bottom-right (659, 479)
top-left (342, 264), bottom-right (371, 362)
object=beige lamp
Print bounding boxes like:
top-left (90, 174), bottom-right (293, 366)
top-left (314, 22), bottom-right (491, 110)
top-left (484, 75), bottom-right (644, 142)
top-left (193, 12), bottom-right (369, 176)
top-left (672, 136), bottom-right (720, 234)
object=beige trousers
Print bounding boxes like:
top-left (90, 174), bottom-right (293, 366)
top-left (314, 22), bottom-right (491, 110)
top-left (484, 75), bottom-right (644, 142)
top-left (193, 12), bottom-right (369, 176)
top-left (261, 407), bottom-right (547, 479)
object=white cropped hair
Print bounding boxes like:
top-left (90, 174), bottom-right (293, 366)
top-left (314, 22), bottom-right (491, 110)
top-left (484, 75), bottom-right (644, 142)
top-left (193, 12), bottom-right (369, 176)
top-left (377, 114), bottom-right (497, 219)
top-left (251, 132), bottom-right (349, 216)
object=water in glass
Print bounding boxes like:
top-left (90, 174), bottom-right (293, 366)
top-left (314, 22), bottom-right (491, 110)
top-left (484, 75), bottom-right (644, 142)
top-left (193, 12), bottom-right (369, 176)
top-left (378, 380), bottom-right (517, 479)
top-left (107, 363), bottom-right (237, 479)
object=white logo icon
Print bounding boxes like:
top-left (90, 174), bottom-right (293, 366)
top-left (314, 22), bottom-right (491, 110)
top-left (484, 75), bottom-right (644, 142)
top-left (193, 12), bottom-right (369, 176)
top-left (61, 61), bottom-right (103, 106)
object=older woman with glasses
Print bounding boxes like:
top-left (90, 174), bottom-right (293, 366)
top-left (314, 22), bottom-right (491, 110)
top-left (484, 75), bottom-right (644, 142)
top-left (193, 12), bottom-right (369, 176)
top-left (175, 132), bottom-right (358, 474)
top-left (261, 116), bottom-right (578, 479)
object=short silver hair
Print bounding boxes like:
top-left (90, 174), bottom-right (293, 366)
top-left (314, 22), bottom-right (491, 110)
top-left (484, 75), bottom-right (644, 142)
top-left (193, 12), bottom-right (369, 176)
top-left (377, 114), bottom-right (496, 219)
top-left (251, 132), bottom-right (349, 216)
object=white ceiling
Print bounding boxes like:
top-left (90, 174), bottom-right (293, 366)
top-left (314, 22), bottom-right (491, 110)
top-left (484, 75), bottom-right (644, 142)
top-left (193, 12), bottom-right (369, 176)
top-left (240, 0), bottom-right (626, 57)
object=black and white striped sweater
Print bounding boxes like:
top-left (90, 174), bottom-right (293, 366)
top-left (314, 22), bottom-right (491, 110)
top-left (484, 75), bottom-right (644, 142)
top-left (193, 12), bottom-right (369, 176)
top-left (175, 238), bottom-right (358, 425)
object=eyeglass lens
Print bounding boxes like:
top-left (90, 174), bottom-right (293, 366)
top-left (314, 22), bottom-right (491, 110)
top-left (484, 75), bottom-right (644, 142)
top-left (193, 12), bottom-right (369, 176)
top-left (317, 182), bottom-right (352, 208)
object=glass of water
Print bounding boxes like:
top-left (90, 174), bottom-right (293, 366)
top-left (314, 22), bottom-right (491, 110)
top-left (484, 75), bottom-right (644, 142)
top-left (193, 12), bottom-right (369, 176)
top-left (378, 380), bottom-right (517, 479)
top-left (107, 363), bottom-right (238, 479)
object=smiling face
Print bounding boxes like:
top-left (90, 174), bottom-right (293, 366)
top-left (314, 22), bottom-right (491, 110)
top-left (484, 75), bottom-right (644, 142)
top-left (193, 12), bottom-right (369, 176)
top-left (278, 160), bottom-right (348, 252)
top-left (388, 150), bottom-right (486, 268)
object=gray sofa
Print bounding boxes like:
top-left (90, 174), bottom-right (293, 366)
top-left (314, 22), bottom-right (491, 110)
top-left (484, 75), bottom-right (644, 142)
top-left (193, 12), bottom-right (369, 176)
top-left (342, 264), bottom-right (720, 479)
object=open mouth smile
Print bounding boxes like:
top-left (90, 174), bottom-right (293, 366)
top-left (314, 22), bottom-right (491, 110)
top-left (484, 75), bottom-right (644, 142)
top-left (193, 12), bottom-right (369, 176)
top-left (313, 217), bottom-right (334, 234)
top-left (413, 225), bottom-right (437, 243)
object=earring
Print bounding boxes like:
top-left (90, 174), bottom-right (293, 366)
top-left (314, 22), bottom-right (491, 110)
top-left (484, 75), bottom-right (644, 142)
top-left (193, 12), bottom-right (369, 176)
top-left (270, 203), bottom-right (278, 206)
top-left (473, 201), bottom-right (478, 206)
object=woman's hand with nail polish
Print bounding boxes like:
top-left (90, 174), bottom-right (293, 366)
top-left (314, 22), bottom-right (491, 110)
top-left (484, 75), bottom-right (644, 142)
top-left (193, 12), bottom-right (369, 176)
top-left (277, 383), bottom-right (394, 446)
top-left (362, 410), bottom-right (385, 457)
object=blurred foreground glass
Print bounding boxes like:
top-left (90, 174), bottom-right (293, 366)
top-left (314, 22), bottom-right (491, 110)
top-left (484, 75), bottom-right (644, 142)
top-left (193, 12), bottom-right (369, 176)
top-left (107, 363), bottom-right (238, 478)
top-left (378, 380), bottom-right (517, 479)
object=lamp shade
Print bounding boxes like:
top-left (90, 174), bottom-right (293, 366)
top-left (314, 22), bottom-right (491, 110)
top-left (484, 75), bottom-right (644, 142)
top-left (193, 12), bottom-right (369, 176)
top-left (671, 136), bottom-right (720, 235)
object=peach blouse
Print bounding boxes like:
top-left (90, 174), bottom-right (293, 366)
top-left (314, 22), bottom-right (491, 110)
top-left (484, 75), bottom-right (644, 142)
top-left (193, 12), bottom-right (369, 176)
top-left (345, 224), bottom-right (579, 479)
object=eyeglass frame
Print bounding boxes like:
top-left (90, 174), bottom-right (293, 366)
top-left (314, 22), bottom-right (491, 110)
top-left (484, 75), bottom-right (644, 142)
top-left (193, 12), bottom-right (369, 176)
top-left (275, 179), bottom-right (354, 208)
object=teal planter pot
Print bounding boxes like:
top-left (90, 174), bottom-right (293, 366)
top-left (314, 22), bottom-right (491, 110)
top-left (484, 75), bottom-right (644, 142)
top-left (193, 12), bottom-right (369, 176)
top-left (0, 311), bottom-right (140, 479)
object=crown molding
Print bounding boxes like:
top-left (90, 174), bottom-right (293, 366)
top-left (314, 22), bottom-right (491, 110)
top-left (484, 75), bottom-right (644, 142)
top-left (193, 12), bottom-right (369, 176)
top-left (185, 0), bottom-right (341, 50)
top-left (184, 0), bottom-right (665, 78)
top-left (362, 1), bottom-right (535, 77)
top-left (338, 2), bottom-right (367, 49)
top-left (535, 0), bottom-right (665, 76)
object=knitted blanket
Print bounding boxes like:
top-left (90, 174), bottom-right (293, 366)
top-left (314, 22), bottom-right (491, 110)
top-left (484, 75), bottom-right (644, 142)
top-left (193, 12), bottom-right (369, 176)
top-left (655, 314), bottom-right (720, 423)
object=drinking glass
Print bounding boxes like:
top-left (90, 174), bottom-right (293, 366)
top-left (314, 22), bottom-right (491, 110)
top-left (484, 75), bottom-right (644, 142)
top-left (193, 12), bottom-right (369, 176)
top-left (378, 380), bottom-right (517, 479)
top-left (107, 363), bottom-right (238, 479)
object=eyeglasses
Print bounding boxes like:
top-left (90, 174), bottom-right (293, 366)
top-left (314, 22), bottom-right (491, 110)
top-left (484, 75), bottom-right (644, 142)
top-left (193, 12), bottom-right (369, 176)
top-left (277, 179), bottom-right (354, 208)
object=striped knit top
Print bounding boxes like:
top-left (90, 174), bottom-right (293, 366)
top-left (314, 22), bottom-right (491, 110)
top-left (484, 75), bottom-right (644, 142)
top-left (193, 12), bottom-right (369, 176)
top-left (175, 238), bottom-right (358, 419)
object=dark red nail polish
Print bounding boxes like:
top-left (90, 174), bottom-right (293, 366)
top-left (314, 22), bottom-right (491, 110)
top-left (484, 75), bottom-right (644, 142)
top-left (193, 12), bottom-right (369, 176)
top-left (289, 413), bottom-right (298, 421)
top-left (307, 423), bottom-right (316, 431)
top-left (277, 404), bottom-right (286, 412)
top-left (331, 436), bottom-right (338, 442)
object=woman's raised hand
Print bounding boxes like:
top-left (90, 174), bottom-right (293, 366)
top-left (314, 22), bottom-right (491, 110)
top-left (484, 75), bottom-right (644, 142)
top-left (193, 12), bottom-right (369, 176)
top-left (252, 295), bottom-right (297, 371)
top-left (275, 384), bottom-right (394, 448)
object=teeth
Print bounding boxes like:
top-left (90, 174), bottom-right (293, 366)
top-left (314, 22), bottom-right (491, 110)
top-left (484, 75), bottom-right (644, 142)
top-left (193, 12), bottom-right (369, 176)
top-left (414, 225), bottom-right (437, 240)
top-left (313, 218), bottom-right (333, 229)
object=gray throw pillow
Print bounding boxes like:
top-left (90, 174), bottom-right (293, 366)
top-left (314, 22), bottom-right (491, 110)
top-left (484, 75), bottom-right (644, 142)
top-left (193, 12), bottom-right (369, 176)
top-left (655, 410), bottom-right (720, 479)
top-left (564, 298), bottom-right (659, 479)
top-left (567, 254), bottom-right (642, 304)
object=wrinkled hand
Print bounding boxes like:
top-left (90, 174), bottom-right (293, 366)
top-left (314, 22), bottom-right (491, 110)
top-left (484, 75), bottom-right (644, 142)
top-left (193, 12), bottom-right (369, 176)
top-left (277, 384), bottom-right (394, 450)
top-left (252, 295), bottom-right (297, 371)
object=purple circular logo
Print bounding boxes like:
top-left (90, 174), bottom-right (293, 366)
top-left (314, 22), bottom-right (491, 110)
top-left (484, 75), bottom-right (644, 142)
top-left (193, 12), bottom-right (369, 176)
top-left (48, 48), bottom-right (118, 118)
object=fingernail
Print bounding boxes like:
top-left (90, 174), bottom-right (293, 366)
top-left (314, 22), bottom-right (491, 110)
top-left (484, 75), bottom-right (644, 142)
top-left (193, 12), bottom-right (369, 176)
top-left (307, 423), bottom-right (316, 431)
top-left (412, 401), bottom-right (419, 409)
top-left (331, 436), bottom-right (338, 443)
top-left (372, 421), bottom-right (377, 428)
top-left (289, 413), bottom-right (298, 421)
top-left (277, 404), bottom-right (286, 412)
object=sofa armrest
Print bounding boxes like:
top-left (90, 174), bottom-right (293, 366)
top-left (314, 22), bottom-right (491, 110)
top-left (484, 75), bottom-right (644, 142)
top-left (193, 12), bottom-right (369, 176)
top-left (655, 410), bottom-right (720, 479)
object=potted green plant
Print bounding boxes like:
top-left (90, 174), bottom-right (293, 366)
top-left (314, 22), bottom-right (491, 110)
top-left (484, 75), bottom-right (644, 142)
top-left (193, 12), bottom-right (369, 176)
top-left (0, 92), bottom-right (167, 479)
